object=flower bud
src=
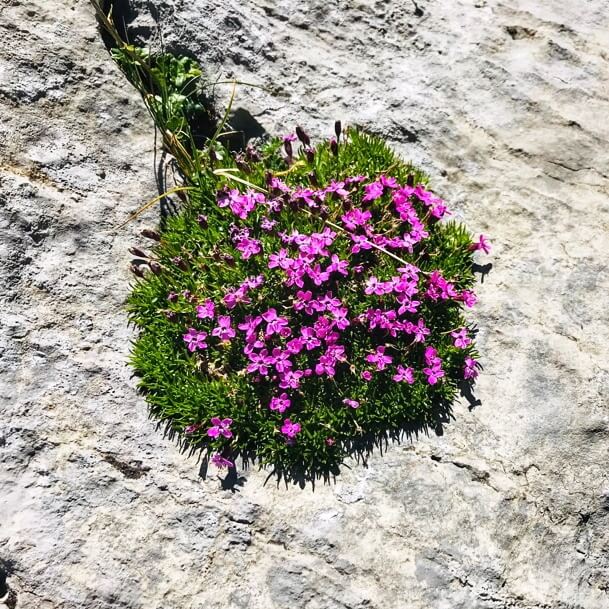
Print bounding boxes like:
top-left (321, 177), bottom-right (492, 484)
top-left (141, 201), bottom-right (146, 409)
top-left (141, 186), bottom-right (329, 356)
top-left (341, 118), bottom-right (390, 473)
top-left (164, 310), bottom-right (177, 322)
top-left (141, 228), bottom-right (160, 241)
top-left (330, 137), bottom-right (338, 156)
top-left (246, 144), bottom-right (261, 162)
top-left (167, 292), bottom-right (178, 302)
top-left (308, 171), bottom-right (318, 187)
top-left (131, 264), bottom-right (146, 278)
top-left (129, 246), bottom-right (148, 259)
top-left (296, 125), bottom-right (310, 146)
top-left (407, 174), bottom-right (415, 187)
top-left (172, 256), bottom-right (188, 270)
top-left (305, 146), bottom-right (315, 163)
top-left (334, 120), bottom-right (342, 139)
top-left (197, 214), bottom-right (208, 228)
top-left (149, 261), bottom-right (162, 275)
top-left (284, 140), bottom-right (293, 160)
top-left (222, 253), bottom-right (236, 267)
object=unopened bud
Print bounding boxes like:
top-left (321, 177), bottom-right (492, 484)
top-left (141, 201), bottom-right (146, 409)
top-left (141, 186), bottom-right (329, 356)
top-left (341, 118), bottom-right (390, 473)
top-left (284, 140), bottom-right (293, 160)
top-left (330, 137), bottom-right (338, 156)
top-left (246, 144), bottom-right (261, 162)
top-left (164, 310), bottom-right (177, 322)
top-left (308, 171), bottom-right (318, 187)
top-left (305, 146), bottom-right (315, 163)
top-left (141, 229), bottom-right (160, 241)
top-left (172, 256), bottom-right (188, 270)
top-left (197, 214), bottom-right (208, 228)
top-left (222, 253), bottom-right (236, 267)
top-left (295, 126), bottom-right (310, 146)
top-left (149, 261), bottom-right (162, 275)
top-left (129, 246), bottom-right (148, 259)
top-left (407, 174), bottom-right (415, 187)
top-left (334, 120), bottom-right (342, 139)
top-left (131, 264), bottom-right (146, 278)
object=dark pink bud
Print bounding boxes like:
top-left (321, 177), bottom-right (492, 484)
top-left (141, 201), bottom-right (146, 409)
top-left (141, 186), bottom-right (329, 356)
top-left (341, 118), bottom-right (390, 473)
top-left (296, 126), bottom-right (310, 146)
top-left (330, 137), bottom-right (338, 156)
top-left (141, 229), bottom-right (160, 241)
top-left (407, 174), bottom-right (415, 187)
top-left (305, 147), bottom-right (315, 163)
top-left (131, 264), bottom-right (146, 278)
top-left (197, 214), bottom-right (208, 228)
top-left (334, 120), bottom-right (342, 139)
top-left (172, 256), bottom-right (188, 270)
top-left (129, 246), bottom-right (148, 259)
top-left (308, 171), bottom-right (318, 187)
top-left (149, 261), bottom-right (162, 275)
top-left (284, 139), bottom-right (293, 160)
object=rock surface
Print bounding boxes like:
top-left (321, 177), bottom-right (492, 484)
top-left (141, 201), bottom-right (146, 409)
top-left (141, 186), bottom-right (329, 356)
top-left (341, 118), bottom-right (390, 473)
top-left (1, 0), bottom-right (609, 608)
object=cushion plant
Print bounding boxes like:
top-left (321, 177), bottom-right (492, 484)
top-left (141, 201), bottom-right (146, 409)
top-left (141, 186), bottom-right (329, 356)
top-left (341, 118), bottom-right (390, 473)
top-left (127, 124), bottom-right (489, 481)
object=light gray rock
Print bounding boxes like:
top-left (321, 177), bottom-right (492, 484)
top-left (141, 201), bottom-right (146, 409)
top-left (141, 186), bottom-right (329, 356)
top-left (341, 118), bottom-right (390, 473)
top-left (1, 1), bottom-right (609, 608)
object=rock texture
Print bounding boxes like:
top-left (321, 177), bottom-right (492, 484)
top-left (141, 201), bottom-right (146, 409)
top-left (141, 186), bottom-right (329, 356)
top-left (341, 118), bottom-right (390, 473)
top-left (1, 1), bottom-right (609, 608)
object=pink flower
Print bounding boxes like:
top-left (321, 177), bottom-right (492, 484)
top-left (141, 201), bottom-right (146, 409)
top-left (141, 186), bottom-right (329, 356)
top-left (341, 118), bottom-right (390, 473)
top-left (262, 308), bottom-right (290, 337)
top-left (281, 419), bottom-right (302, 439)
top-left (362, 181), bottom-right (384, 202)
top-left (393, 365), bottom-right (415, 384)
top-left (235, 236), bottom-right (262, 260)
top-left (343, 398), bottom-right (360, 409)
top-left (211, 454), bottom-right (234, 468)
top-left (470, 234), bottom-right (491, 254)
top-left (282, 133), bottom-right (297, 143)
top-left (196, 300), bottom-right (215, 319)
top-left (412, 318), bottom-right (430, 343)
top-left (451, 328), bottom-right (471, 349)
top-left (361, 370), bottom-right (373, 381)
top-left (325, 437), bottom-right (336, 446)
top-left (464, 357), bottom-right (479, 380)
top-left (380, 175), bottom-right (398, 189)
top-left (268, 248), bottom-right (294, 270)
top-left (212, 316), bottom-right (236, 342)
top-left (207, 417), bottom-right (233, 439)
top-left (460, 290), bottom-right (478, 308)
top-left (341, 208), bottom-right (372, 231)
top-left (423, 366), bottom-right (445, 385)
top-left (269, 393), bottom-right (291, 413)
top-left (184, 423), bottom-right (201, 434)
top-left (183, 328), bottom-right (208, 352)
top-left (365, 346), bottom-right (393, 371)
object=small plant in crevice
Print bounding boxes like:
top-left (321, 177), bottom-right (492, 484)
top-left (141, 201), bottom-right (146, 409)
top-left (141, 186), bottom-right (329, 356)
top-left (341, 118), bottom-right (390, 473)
top-left (92, 2), bottom-right (490, 482)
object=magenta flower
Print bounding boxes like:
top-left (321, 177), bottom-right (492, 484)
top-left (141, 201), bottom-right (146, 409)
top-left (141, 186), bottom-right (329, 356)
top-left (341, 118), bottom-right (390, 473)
top-left (184, 423), bottom-right (201, 434)
top-left (268, 248), bottom-right (294, 270)
top-left (282, 133), bottom-right (297, 143)
top-left (281, 419), bottom-right (302, 439)
top-left (393, 365), bottom-right (415, 384)
top-left (212, 316), bottom-right (236, 342)
top-left (460, 290), bottom-right (478, 308)
top-left (451, 328), bottom-right (472, 349)
top-left (470, 234), bottom-right (491, 254)
top-left (412, 318), bottom-right (430, 343)
top-left (325, 180), bottom-right (349, 198)
top-left (464, 357), bottom-right (479, 380)
top-left (300, 326), bottom-right (322, 351)
top-left (326, 254), bottom-right (349, 277)
top-left (262, 308), bottom-right (290, 337)
top-left (211, 454), bottom-right (234, 469)
top-left (235, 236), bottom-right (262, 260)
top-left (196, 299), bottom-right (215, 319)
top-left (361, 370), bottom-right (373, 381)
top-left (183, 328), bottom-right (208, 352)
top-left (380, 175), bottom-right (398, 189)
top-left (269, 393), bottom-right (291, 413)
top-left (343, 398), bottom-right (360, 409)
top-left (207, 417), bottom-right (233, 439)
top-left (423, 366), bottom-right (445, 385)
top-left (362, 181), bottom-right (384, 202)
top-left (278, 369), bottom-right (304, 389)
top-left (341, 208), bottom-right (372, 231)
top-left (366, 346), bottom-right (393, 371)
top-left (246, 349), bottom-right (271, 376)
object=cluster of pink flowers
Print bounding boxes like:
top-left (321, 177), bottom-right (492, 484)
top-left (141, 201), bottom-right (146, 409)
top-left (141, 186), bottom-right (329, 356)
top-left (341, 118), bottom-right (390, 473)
top-left (180, 165), bottom-right (489, 460)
